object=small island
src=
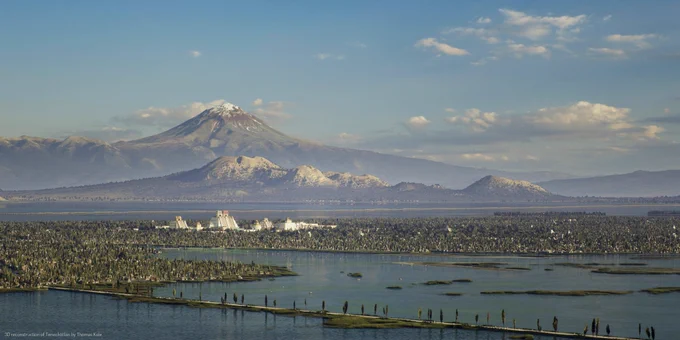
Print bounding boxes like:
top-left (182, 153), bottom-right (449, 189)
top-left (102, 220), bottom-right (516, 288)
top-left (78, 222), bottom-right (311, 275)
top-left (640, 287), bottom-right (680, 294)
top-left (442, 292), bottom-right (463, 296)
top-left (386, 286), bottom-right (402, 290)
top-left (347, 272), bottom-right (363, 278)
top-left (592, 267), bottom-right (680, 275)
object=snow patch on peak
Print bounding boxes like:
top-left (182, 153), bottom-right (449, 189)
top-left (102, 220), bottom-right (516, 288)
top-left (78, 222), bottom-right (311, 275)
top-left (203, 102), bottom-right (244, 117)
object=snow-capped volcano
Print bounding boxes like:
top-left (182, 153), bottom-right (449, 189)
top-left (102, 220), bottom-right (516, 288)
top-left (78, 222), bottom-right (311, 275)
top-left (131, 102), bottom-right (287, 146)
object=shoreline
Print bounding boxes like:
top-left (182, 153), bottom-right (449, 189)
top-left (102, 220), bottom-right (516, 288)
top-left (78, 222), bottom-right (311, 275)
top-left (46, 287), bottom-right (639, 340)
top-left (160, 245), bottom-right (680, 257)
top-left (3, 202), bottom-right (680, 216)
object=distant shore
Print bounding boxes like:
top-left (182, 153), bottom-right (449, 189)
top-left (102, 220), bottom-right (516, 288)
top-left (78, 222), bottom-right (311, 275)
top-left (4, 202), bottom-right (680, 216)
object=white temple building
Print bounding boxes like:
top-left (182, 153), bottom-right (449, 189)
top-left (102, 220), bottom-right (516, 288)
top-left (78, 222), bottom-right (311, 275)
top-left (274, 218), bottom-right (337, 231)
top-left (169, 216), bottom-right (189, 229)
top-left (156, 216), bottom-right (204, 231)
top-left (209, 210), bottom-right (239, 230)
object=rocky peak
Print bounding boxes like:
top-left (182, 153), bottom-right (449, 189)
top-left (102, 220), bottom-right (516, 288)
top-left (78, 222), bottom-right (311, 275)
top-left (283, 165), bottom-right (337, 187)
top-left (463, 175), bottom-right (551, 198)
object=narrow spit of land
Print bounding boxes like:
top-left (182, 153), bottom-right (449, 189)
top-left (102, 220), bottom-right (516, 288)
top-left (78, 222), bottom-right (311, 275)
top-left (47, 287), bottom-right (639, 340)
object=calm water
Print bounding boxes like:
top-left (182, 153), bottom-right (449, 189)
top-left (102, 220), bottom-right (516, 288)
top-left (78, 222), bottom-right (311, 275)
top-left (155, 249), bottom-right (680, 339)
top-left (2, 290), bottom-right (578, 340)
top-left (1, 250), bottom-right (678, 339)
top-left (1, 202), bottom-right (677, 221)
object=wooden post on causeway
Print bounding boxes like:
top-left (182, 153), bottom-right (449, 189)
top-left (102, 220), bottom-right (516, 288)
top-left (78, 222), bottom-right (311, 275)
top-left (49, 287), bottom-right (643, 340)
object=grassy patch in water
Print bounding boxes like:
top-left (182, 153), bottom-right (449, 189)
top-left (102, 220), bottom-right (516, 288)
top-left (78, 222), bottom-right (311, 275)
top-left (506, 267), bottom-right (531, 271)
top-left (386, 286), bottom-right (402, 290)
top-left (452, 279), bottom-right (472, 283)
top-left (323, 315), bottom-right (445, 329)
top-left (402, 262), bottom-right (507, 270)
top-left (423, 280), bottom-right (453, 285)
top-left (347, 272), bottom-right (363, 278)
top-left (592, 267), bottom-right (680, 275)
top-left (480, 290), bottom-right (632, 296)
top-left (640, 287), bottom-right (680, 294)
top-left (442, 292), bottom-right (462, 296)
top-left (554, 263), bottom-right (597, 269)
top-left (510, 335), bottom-right (534, 340)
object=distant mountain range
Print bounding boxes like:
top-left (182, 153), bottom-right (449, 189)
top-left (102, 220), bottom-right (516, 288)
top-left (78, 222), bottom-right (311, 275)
top-left (0, 103), bottom-right (571, 190)
top-left (539, 170), bottom-right (680, 197)
top-left (4, 156), bottom-right (561, 202)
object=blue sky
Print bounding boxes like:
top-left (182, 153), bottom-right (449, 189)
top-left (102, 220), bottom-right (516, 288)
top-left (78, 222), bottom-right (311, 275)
top-left (1, 1), bottom-right (679, 176)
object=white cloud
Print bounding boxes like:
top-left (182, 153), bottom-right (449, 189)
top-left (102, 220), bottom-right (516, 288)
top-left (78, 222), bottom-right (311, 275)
top-left (634, 125), bottom-right (665, 140)
top-left (477, 17), bottom-right (492, 24)
top-left (461, 153), bottom-right (495, 161)
top-left (314, 53), bottom-right (345, 61)
top-left (349, 41), bottom-right (367, 48)
top-left (665, 108), bottom-right (670, 114)
top-left (606, 34), bottom-right (658, 49)
top-left (470, 56), bottom-right (498, 66)
top-left (589, 47), bottom-right (627, 58)
top-left (447, 108), bottom-right (498, 132)
top-left (527, 101), bottom-right (631, 131)
top-left (335, 132), bottom-right (363, 145)
top-left (406, 116), bottom-right (431, 129)
top-left (443, 27), bottom-right (499, 44)
top-left (507, 42), bottom-right (550, 57)
top-left (252, 98), bottom-right (263, 106)
top-left (252, 100), bottom-right (293, 120)
top-left (499, 8), bottom-right (586, 40)
top-left (445, 108), bottom-right (456, 113)
top-left (414, 38), bottom-right (469, 56)
top-left (500, 8), bottom-right (586, 30)
top-left (190, 50), bottom-right (201, 58)
top-left (525, 155), bottom-right (539, 161)
top-left (603, 15), bottom-right (612, 21)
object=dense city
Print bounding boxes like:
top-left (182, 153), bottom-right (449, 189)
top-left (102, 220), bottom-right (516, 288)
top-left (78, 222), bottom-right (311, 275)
top-left (1, 215), bottom-right (679, 290)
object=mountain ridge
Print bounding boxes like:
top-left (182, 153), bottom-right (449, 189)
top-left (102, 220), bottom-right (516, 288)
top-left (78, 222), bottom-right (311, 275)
top-left (3, 156), bottom-right (557, 203)
top-left (1, 102), bottom-right (571, 190)
top-left (538, 170), bottom-right (680, 197)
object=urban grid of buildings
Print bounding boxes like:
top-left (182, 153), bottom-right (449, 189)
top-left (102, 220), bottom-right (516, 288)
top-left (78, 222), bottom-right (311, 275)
top-left (156, 211), bottom-right (336, 232)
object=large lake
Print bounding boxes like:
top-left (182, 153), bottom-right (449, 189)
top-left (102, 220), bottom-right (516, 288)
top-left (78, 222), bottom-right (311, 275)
top-left (1, 202), bottom-right (678, 221)
top-left (3, 249), bottom-right (676, 339)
